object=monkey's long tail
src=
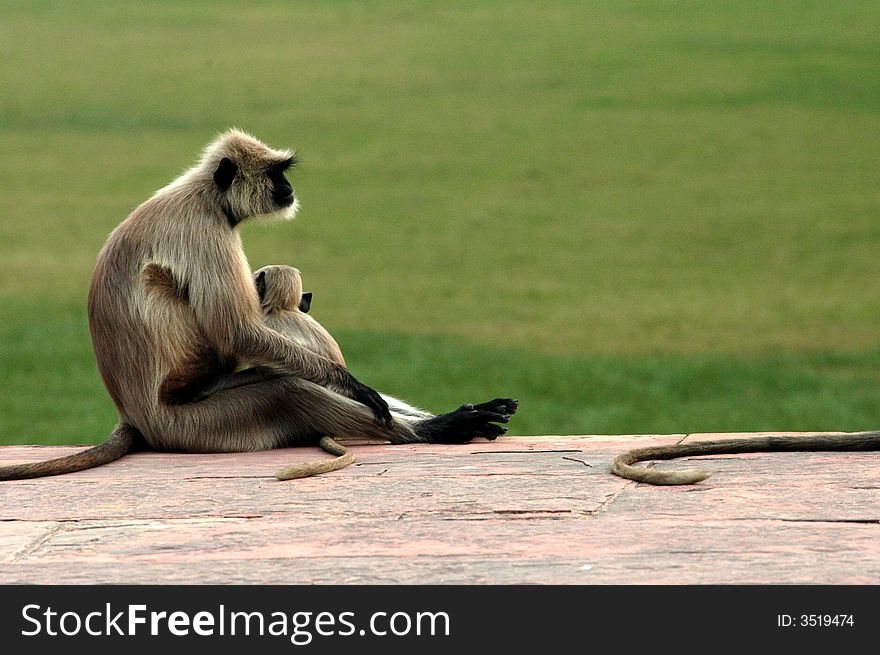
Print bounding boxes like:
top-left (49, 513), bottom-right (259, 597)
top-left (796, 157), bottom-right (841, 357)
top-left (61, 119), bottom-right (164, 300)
top-left (0, 423), bottom-right (141, 481)
top-left (275, 436), bottom-right (355, 480)
top-left (611, 431), bottom-right (880, 486)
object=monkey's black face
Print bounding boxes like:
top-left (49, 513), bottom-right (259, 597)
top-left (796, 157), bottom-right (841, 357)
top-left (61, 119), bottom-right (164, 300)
top-left (269, 157), bottom-right (296, 208)
top-left (213, 149), bottom-right (299, 225)
top-left (298, 291), bottom-right (312, 313)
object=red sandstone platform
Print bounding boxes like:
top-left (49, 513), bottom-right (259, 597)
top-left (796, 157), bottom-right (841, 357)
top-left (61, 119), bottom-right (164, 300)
top-left (1, 434), bottom-right (878, 584)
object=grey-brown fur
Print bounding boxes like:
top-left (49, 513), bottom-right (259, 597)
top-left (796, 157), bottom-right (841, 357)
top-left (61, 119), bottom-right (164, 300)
top-left (0, 129), bottom-right (516, 480)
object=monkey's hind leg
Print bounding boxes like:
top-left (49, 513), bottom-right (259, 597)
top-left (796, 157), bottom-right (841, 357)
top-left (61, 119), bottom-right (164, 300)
top-left (274, 398), bottom-right (519, 480)
top-left (381, 393), bottom-right (434, 420)
top-left (275, 436), bottom-right (354, 480)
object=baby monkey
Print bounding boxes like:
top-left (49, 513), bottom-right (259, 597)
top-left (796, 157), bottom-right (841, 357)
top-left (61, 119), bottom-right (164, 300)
top-left (252, 264), bottom-right (438, 423)
top-left (255, 264), bottom-right (345, 368)
top-left (254, 264), bottom-right (352, 479)
top-left (192, 264), bottom-right (353, 477)
top-left (253, 264), bottom-right (435, 479)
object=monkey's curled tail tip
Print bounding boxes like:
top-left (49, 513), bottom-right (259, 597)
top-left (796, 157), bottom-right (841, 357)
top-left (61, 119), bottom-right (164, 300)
top-left (275, 436), bottom-right (355, 481)
top-left (611, 453), bottom-right (711, 486)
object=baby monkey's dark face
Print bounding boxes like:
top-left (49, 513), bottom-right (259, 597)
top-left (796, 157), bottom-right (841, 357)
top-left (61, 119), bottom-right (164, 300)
top-left (298, 292), bottom-right (312, 313)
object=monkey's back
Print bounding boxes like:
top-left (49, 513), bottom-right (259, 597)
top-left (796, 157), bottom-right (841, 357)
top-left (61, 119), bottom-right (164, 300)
top-left (87, 196), bottom-right (229, 440)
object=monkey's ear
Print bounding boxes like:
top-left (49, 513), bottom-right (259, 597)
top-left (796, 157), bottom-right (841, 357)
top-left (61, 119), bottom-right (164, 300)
top-left (213, 157), bottom-right (238, 190)
top-left (299, 291), bottom-right (312, 313)
top-left (255, 270), bottom-right (267, 302)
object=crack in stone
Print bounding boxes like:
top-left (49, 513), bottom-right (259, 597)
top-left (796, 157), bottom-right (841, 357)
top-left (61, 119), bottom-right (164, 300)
top-left (594, 479), bottom-right (633, 514)
top-left (7, 523), bottom-right (70, 563)
top-left (720, 516), bottom-right (880, 525)
top-left (493, 509), bottom-right (573, 515)
top-left (1, 515), bottom-right (266, 524)
top-left (470, 449), bottom-right (583, 455)
top-left (777, 518), bottom-right (879, 525)
top-left (179, 475), bottom-right (269, 480)
top-left (441, 511), bottom-right (591, 522)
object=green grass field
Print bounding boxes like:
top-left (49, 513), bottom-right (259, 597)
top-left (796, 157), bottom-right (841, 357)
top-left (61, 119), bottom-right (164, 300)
top-left (1, 1), bottom-right (878, 443)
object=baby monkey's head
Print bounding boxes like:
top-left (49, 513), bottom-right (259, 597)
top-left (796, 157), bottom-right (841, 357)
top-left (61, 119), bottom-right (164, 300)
top-left (254, 265), bottom-right (312, 313)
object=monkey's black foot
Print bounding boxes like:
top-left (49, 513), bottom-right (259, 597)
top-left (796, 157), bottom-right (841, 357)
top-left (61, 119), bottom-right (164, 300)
top-left (416, 400), bottom-right (517, 444)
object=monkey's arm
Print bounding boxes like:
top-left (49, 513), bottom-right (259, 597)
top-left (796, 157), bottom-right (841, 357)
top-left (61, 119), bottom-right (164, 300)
top-left (186, 256), bottom-right (391, 425)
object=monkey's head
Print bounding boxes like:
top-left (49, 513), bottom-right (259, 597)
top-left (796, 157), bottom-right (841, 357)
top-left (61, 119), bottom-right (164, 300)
top-left (254, 265), bottom-right (312, 314)
top-left (200, 129), bottom-right (300, 226)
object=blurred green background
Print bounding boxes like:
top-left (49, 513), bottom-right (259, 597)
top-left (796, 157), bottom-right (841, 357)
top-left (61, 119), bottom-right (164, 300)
top-left (1, 0), bottom-right (878, 444)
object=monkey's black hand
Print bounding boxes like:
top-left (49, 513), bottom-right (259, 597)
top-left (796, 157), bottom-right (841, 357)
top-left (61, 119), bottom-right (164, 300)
top-left (334, 368), bottom-right (393, 428)
top-left (352, 378), bottom-right (393, 428)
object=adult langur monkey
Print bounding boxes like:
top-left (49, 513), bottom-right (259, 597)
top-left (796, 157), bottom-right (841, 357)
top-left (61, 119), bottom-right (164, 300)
top-left (0, 129), bottom-right (517, 481)
top-left (611, 431), bottom-right (880, 485)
